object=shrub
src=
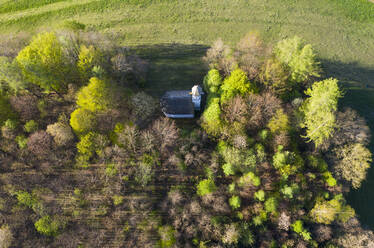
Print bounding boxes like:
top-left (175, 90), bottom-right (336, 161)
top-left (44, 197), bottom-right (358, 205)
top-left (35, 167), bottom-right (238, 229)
top-left (4, 119), bottom-right (17, 130)
top-left (46, 122), bottom-right (74, 146)
top-left (76, 77), bottom-right (112, 112)
top-left (34, 215), bottom-right (60, 237)
top-left (70, 108), bottom-right (96, 135)
top-left (203, 69), bottom-right (222, 94)
top-left (220, 68), bottom-right (255, 103)
top-left (229, 195), bottom-right (241, 210)
top-left (201, 96), bottom-right (222, 136)
top-left (275, 36), bottom-right (320, 83)
top-left (24, 120), bottom-right (38, 133)
top-left (15, 32), bottom-right (70, 92)
top-left (105, 163), bottom-right (118, 177)
top-left (158, 225), bottom-right (176, 248)
top-left (197, 179), bottom-right (217, 196)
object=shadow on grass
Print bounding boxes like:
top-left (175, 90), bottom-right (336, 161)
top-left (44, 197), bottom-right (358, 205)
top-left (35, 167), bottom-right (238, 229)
top-left (130, 43), bottom-right (209, 97)
top-left (321, 59), bottom-right (374, 229)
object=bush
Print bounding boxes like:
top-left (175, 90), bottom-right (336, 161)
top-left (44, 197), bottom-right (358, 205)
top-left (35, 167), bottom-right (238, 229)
top-left (220, 68), bottom-right (255, 103)
top-left (70, 108), bottom-right (96, 135)
top-left (24, 120), bottom-right (38, 133)
top-left (16, 135), bottom-right (28, 149)
top-left (197, 179), bottom-right (217, 196)
top-left (34, 215), bottom-right (60, 237)
top-left (112, 195), bottom-right (124, 206)
top-left (203, 69), bottom-right (222, 94)
top-left (229, 195), bottom-right (241, 210)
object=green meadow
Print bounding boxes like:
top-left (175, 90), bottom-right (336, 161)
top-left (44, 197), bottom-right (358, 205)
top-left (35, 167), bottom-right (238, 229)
top-left (1, 0), bottom-right (374, 228)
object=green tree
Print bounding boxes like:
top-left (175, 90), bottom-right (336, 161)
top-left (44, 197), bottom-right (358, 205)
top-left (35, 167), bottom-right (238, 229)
top-left (77, 45), bottom-right (103, 82)
top-left (70, 108), bottom-right (96, 135)
top-left (203, 69), bottom-right (222, 94)
top-left (76, 77), bottom-right (112, 112)
top-left (201, 96), bottom-right (222, 136)
top-left (0, 56), bottom-right (27, 93)
top-left (275, 36), bottom-right (320, 83)
top-left (220, 68), bottom-right (256, 103)
top-left (334, 143), bottom-right (372, 189)
top-left (15, 32), bottom-right (69, 92)
top-left (34, 215), bottom-right (60, 237)
top-left (158, 225), bottom-right (176, 248)
top-left (300, 78), bottom-right (342, 147)
top-left (197, 179), bottom-right (217, 196)
top-left (229, 195), bottom-right (241, 210)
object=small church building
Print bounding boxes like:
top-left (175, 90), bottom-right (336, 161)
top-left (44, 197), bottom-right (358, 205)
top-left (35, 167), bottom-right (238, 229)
top-left (160, 85), bottom-right (204, 118)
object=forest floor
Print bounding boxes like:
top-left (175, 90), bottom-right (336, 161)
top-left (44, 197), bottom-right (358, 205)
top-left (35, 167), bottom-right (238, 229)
top-left (1, 0), bottom-right (374, 229)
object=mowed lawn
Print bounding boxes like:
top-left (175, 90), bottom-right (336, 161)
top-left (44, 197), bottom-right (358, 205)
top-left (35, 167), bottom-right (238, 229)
top-left (1, 0), bottom-right (374, 228)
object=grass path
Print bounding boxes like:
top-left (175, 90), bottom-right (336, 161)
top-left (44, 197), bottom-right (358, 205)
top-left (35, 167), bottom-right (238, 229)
top-left (1, 0), bottom-right (374, 229)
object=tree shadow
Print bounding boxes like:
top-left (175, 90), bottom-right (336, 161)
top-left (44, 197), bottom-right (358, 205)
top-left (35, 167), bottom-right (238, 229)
top-left (129, 43), bottom-right (209, 97)
top-left (320, 59), bottom-right (374, 229)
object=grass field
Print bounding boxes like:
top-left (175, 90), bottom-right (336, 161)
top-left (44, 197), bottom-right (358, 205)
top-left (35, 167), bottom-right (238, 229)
top-left (1, 0), bottom-right (374, 228)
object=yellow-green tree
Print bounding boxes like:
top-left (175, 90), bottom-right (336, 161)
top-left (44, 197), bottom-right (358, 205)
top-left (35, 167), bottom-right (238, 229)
top-left (77, 45), bottom-right (103, 82)
top-left (15, 32), bottom-right (69, 92)
top-left (220, 68), bottom-right (256, 103)
top-left (275, 36), bottom-right (320, 83)
top-left (300, 78), bottom-right (342, 147)
top-left (76, 77), bottom-right (112, 112)
top-left (70, 108), bottom-right (96, 135)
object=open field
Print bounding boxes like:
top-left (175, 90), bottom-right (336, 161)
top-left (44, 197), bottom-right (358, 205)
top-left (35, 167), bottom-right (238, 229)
top-left (1, 0), bottom-right (374, 228)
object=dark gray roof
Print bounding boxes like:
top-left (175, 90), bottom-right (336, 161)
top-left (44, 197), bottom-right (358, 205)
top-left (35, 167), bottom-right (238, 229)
top-left (160, 90), bottom-right (194, 115)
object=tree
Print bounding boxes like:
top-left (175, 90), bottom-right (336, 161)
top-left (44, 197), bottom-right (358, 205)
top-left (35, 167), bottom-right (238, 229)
top-left (220, 68), bottom-right (255, 103)
top-left (334, 143), bottom-right (372, 189)
top-left (34, 215), bottom-right (61, 237)
top-left (70, 108), bottom-right (96, 135)
top-left (27, 131), bottom-right (53, 157)
top-left (0, 56), bottom-right (27, 93)
top-left (0, 94), bottom-right (16, 125)
top-left (203, 38), bottom-right (236, 76)
top-left (9, 95), bottom-right (39, 121)
top-left (260, 58), bottom-right (290, 99)
top-left (15, 32), bottom-right (70, 92)
top-left (196, 179), bottom-right (217, 196)
top-left (0, 225), bottom-right (13, 248)
top-left (300, 78), bottom-right (342, 147)
top-left (76, 77), bottom-right (113, 112)
top-left (131, 92), bottom-right (157, 124)
top-left (235, 32), bottom-right (266, 80)
top-left (203, 69), bottom-right (222, 94)
top-left (158, 225), bottom-right (176, 248)
top-left (77, 45), bottom-right (103, 82)
top-left (201, 97), bottom-right (222, 136)
top-left (46, 122), bottom-right (74, 146)
top-left (275, 36), bottom-right (320, 83)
